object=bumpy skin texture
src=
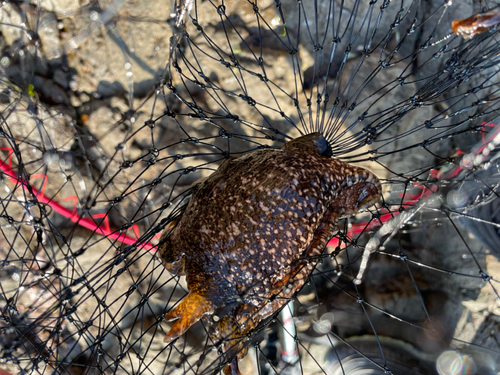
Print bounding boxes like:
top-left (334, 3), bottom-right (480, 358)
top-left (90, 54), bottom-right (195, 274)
top-left (158, 133), bottom-right (381, 374)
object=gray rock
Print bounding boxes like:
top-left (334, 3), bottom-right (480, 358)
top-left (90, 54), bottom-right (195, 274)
top-left (53, 68), bottom-right (69, 89)
top-left (0, 88), bottom-right (11, 104)
top-left (96, 80), bottom-right (126, 98)
top-left (39, 75), bottom-right (70, 104)
top-left (279, 0), bottom-right (414, 55)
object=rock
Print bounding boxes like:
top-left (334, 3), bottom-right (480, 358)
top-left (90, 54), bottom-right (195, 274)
top-left (279, 0), bottom-right (414, 55)
top-left (32, 0), bottom-right (83, 15)
top-left (96, 80), bottom-right (126, 98)
top-left (53, 68), bottom-right (69, 89)
top-left (40, 76), bottom-right (70, 104)
top-left (0, 89), bottom-right (11, 104)
top-left (38, 12), bottom-right (62, 61)
top-left (0, 4), bottom-right (22, 45)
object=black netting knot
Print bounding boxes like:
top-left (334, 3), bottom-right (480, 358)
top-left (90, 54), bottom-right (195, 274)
top-left (121, 160), bottom-right (133, 168)
top-left (239, 95), bottom-right (256, 106)
top-left (217, 5), bottom-right (225, 15)
top-left (480, 271), bottom-right (491, 282)
top-left (192, 19), bottom-right (203, 31)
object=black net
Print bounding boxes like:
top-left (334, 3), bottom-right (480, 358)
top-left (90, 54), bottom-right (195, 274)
top-left (0, 0), bottom-right (499, 374)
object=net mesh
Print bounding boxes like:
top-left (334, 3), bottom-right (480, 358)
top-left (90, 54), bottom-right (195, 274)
top-left (0, 0), bottom-right (499, 374)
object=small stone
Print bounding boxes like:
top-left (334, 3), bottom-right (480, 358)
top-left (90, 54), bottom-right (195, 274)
top-left (96, 80), bottom-right (126, 98)
top-left (0, 89), bottom-right (11, 104)
top-left (462, 300), bottom-right (489, 313)
top-left (33, 0), bottom-right (80, 14)
top-left (53, 69), bottom-right (69, 89)
top-left (38, 13), bottom-right (61, 61)
top-left (0, 4), bottom-right (23, 45)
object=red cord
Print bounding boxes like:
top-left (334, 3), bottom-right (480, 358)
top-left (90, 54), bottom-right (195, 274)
top-left (2, 122), bottom-right (497, 253)
top-left (0, 147), bottom-right (156, 250)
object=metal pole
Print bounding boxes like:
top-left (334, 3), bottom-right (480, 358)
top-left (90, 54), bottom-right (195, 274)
top-left (280, 300), bottom-right (299, 365)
